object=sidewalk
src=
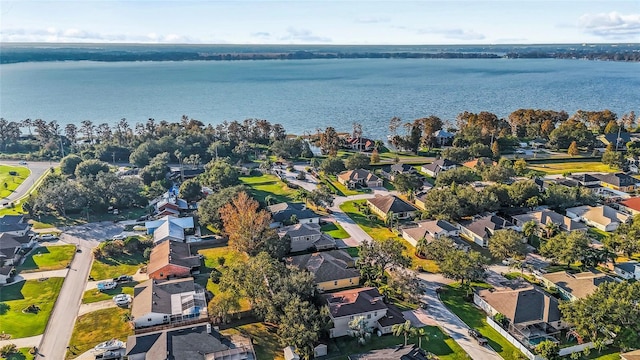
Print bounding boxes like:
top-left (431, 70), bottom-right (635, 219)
top-left (0, 334), bottom-right (42, 349)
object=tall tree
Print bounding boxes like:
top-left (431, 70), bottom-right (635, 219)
top-left (357, 239), bottom-right (411, 284)
top-left (319, 127), bottom-right (340, 156)
top-left (392, 320), bottom-right (417, 347)
top-left (219, 192), bottom-right (273, 254)
top-left (567, 141), bottom-right (579, 156)
top-left (488, 229), bottom-right (526, 260)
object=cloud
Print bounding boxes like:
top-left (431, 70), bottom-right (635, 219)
top-left (579, 11), bottom-right (640, 38)
top-left (355, 16), bottom-right (391, 24)
top-left (279, 27), bottom-right (331, 43)
top-left (413, 27), bottom-right (485, 41)
top-left (0, 27), bottom-right (200, 43)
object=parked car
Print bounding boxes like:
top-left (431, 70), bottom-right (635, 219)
top-left (18, 161), bottom-right (27, 165)
top-left (468, 329), bottom-right (488, 345)
top-left (97, 281), bottom-right (117, 291)
top-left (502, 258), bottom-right (515, 266)
top-left (113, 294), bottom-right (132, 306)
top-left (111, 234), bottom-right (126, 240)
top-left (38, 234), bottom-right (58, 241)
top-left (113, 275), bottom-right (133, 283)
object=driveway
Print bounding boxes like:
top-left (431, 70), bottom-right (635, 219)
top-left (13, 269), bottom-right (68, 282)
top-left (417, 272), bottom-right (502, 360)
top-left (78, 300), bottom-right (118, 316)
top-left (0, 160), bottom-right (54, 205)
top-left (0, 334), bottom-right (42, 349)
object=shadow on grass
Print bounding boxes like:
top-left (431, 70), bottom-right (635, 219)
top-left (96, 253), bottom-right (145, 267)
top-left (17, 247), bottom-right (51, 271)
top-left (0, 280), bottom-right (27, 301)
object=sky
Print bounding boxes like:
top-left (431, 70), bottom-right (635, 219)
top-left (0, 0), bottom-right (639, 44)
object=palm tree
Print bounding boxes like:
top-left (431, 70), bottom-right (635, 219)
top-left (385, 211), bottom-right (395, 228)
top-left (544, 222), bottom-right (559, 239)
top-left (392, 320), bottom-right (416, 346)
top-left (416, 327), bottom-right (429, 349)
top-left (416, 237), bottom-right (429, 258)
top-left (294, 189), bottom-right (309, 206)
top-left (522, 220), bottom-right (538, 241)
top-left (264, 195), bottom-right (276, 206)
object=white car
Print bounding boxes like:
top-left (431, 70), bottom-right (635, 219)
top-left (111, 234), bottom-right (126, 240)
top-left (38, 234), bottom-right (58, 241)
top-left (18, 161), bottom-right (27, 165)
top-left (113, 294), bottom-right (132, 306)
top-left (97, 281), bottom-right (117, 291)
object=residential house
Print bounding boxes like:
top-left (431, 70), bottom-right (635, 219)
top-left (434, 129), bottom-right (455, 146)
top-left (147, 241), bottom-right (201, 280)
top-left (346, 137), bottom-right (375, 152)
top-left (593, 173), bottom-right (637, 192)
top-left (475, 286), bottom-right (567, 347)
top-left (287, 250), bottom-right (360, 291)
top-left (145, 216), bottom-right (194, 244)
top-left (402, 220), bottom-right (458, 247)
top-left (619, 197), bottom-right (640, 216)
top-left (126, 323), bottom-right (255, 360)
top-left (150, 190), bottom-right (190, 217)
top-left (565, 205), bottom-right (629, 232)
top-left (567, 173), bottom-right (601, 187)
top-left (379, 163), bottom-right (417, 182)
top-left (597, 132), bottom-right (633, 149)
top-left (614, 261), bottom-right (640, 280)
top-left (324, 287), bottom-right (406, 338)
top-left (540, 271), bottom-right (615, 301)
top-left (462, 157), bottom-right (496, 170)
top-left (0, 215), bottom-right (30, 237)
top-left (459, 214), bottom-right (515, 248)
top-left (512, 210), bottom-right (587, 235)
top-left (420, 159), bottom-right (459, 177)
top-left (337, 169), bottom-right (383, 189)
top-left (367, 195), bottom-right (418, 221)
top-left (627, 156), bottom-right (640, 174)
top-left (278, 223), bottom-right (336, 253)
top-left (621, 349), bottom-right (640, 360)
top-left (0, 234), bottom-right (23, 266)
top-left (131, 277), bottom-right (207, 329)
top-left (267, 202), bottom-right (320, 228)
top-left (0, 265), bottom-right (14, 285)
top-left (168, 167), bottom-right (205, 181)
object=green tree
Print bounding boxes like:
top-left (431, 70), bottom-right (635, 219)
top-left (348, 316), bottom-right (373, 345)
top-left (60, 154), bottom-right (83, 175)
top-left (438, 249), bottom-right (488, 284)
top-left (178, 178), bottom-right (202, 202)
top-left (607, 216), bottom-right (640, 257)
top-left (602, 148), bottom-right (624, 168)
top-left (74, 159), bottom-right (110, 178)
top-left (392, 320), bottom-right (417, 346)
top-left (319, 157), bottom-right (346, 175)
top-left (393, 173), bottom-right (423, 195)
top-left (277, 297), bottom-right (321, 360)
top-left (370, 148), bottom-right (380, 164)
top-left (491, 141), bottom-right (500, 158)
top-left (207, 291), bottom-right (240, 324)
top-left (540, 231), bottom-right (591, 266)
top-left (196, 185), bottom-right (246, 229)
top-left (513, 158), bottom-right (528, 176)
top-left (203, 159), bottom-right (239, 190)
top-left (319, 127), bottom-right (340, 156)
top-left (139, 152), bottom-right (170, 186)
top-left (357, 239), bottom-right (411, 284)
top-left (344, 152), bottom-right (371, 170)
top-left (434, 167), bottom-right (477, 187)
top-left (488, 229), bottom-right (526, 260)
top-left (535, 340), bottom-right (560, 360)
top-left (522, 220), bottom-right (538, 242)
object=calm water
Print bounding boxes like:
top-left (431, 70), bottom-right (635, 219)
top-left (1, 58), bottom-right (639, 139)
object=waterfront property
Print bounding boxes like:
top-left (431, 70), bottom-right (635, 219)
top-left (420, 159), bottom-right (459, 177)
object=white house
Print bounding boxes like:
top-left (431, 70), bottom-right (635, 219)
top-left (420, 159), bottom-right (459, 177)
top-left (402, 219), bottom-right (459, 247)
top-left (565, 205), bottom-right (629, 232)
top-left (145, 216), bottom-right (194, 244)
top-left (614, 261), bottom-right (640, 280)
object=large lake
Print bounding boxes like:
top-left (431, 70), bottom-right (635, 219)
top-left (1, 58), bottom-right (638, 139)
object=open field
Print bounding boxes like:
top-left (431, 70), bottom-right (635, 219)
top-left (198, 246), bottom-right (252, 311)
top-left (222, 323), bottom-right (284, 360)
top-left (17, 245), bottom-right (75, 273)
top-left (320, 222), bottom-right (350, 239)
top-left (240, 173), bottom-right (296, 204)
top-left (0, 165), bottom-right (30, 199)
top-left (527, 161), bottom-right (616, 175)
top-left (66, 307), bottom-right (132, 359)
top-left (82, 281), bottom-right (138, 303)
top-left (90, 251), bottom-right (146, 280)
top-left (440, 283), bottom-right (525, 360)
top-left (0, 278), bottom-right (64, 338)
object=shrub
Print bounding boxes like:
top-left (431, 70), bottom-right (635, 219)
top-left (143, 247), bottom-right (152, 260)
top-left (210, 268), bottom-right (222, 284)
top-left (0, 302), bottom-right (10, 315)
top-left (216, 257), bottom-right (226, 267)
top-left (0, 344), bottom-right (17, 356)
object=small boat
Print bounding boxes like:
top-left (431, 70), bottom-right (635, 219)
top-left (94, 339), bottom-right (124, 352)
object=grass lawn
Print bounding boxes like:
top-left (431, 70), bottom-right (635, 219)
top-left (16, 245), bottom-right (76, 273)
top-left (0, 278), bottom-right (64, 338)
top-left (326, 176), bottom-right (361, 196)
top-left (90, 251), bottom-right (146, 280)
top-left (344, 247), bottom-right (359, 257)
top-left (240, 173), bottom-right (296, 204)
top-left (528, 161), bottom-right (616, 175)
top-left (198, 246), bottom-right (252, 312)
top-left (66, 307), bottom-right (132, 359)
top-left (0, 348), bottom-right (35, 360)
top-left (439, 283), bottom-right (526, 360)
top-left (326, 326), bottom-right (467, 360)
top-left (320, 222), bottom-right (350, 239)
top-left (0, 165), bottom-right (31, 199)
top-left (81, 281), bottom-right (138, 304)
top-left (222, 322), bottom-right (284, 360)
top-left (584, 348), bottom-right (621, 360)
top-left (588, 228), bottom-right (611, 242)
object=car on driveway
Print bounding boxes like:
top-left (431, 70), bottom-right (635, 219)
top-left (38, 233), bottom-right (58, 241)
top-left (113, 294), bottom-right (132, 306)
top-left (97, 281), bottom-right (117, 291)
top-left (111, 234), bottom-right (127, 240)
top-left (468, 329), bottom-right (488, 345)
top-left (113, 275), bottom-right (133, 283)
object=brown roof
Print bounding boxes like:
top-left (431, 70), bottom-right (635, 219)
top-left (462, 158), bottom-right (496, 169)
top-left (147, 241), bottom-right (201, 275)
top-left (477, 287), bottom-right (561, 325)
top-left (324, 287), bottom-right (388, 318)
top-left (367, 195), bottom-right (417, 214)
top-left (541, 271), bottom-right (615, 299)
top-left (621, 349), bottom-right (640, 360)
top-left (338, 169), bottom-right (381, 184)
top-left (620, 197), bottom-right (640, 212)
top-left (403, 220), bottom-right (457, 241)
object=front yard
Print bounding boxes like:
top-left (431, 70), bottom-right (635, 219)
top-left (527, 161), bottom-right (616, 175)
top-left (17, 245), bottom-right (76, 273)
top-left (66, 307), bottom-right (133, 359)
top-left (89, 251), bottom-right (146, 280)
top-left (239, 173), bottom-right (296, 204)
top-left (320, 222), bottom-right (350, 239)
top-left (0, 278), bottom-right (64, 338)
top-left (439, 283), bottom-right (526, 360)
top-left (0, 347), bottom-right (35, 360)
top-left (0, 165), bottom-right (31, 199)
top-left (82, 281), bottom-right (138, 304)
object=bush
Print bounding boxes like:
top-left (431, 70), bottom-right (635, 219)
top-left (216, 257), bottom-right (226, 267)
top-left (0, 344), bottom-right (17, 356)
top-left (209, 268), bottom-right (222, 284)
top-left (0, 302), bottom-right (9, 315)
top-left (143, 247), bottom-right (152, 260)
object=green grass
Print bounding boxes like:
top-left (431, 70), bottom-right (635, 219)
top-left (198, 246), bottom-right (252, 312)
top-left (16, 245), bottom-right (76, 273)
top-left (326, 176), bottom-right (361, 196)
top-left (0, 348), bottom-right (35, 360)
top-left (90, 251), bottom-right (146, 280)
top-left (528, 161), bottom-right (616, 175)
top-left (439, 283), bottom-right (526, 360)
top-left (239, 173), bottom-right (296, 204)
top-left (66, 307), bottom-right (132, 359)
top-left (0, 165), bottom-right (31, 199)
top-left (0, 278), bottom-right (64, 338)
top-left (222, 323), bottom-right (284, 360)
top-left (504, 272), bottom-right (540, 285)
top-left (588, 228), bottom-right (611, 241)
top-left (320, 222), bottom-right (350, 239)
top-left (326, 326), bottom-right (468, 359)
top-left (344, 247), bottom-right (360, 257)
top-left (81, 281), bottom-right (138, 304)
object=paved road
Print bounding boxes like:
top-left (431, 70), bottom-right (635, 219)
top-left (0, 160), bottom-right (55, 205)
top-left (417, 272), bottom-right (503, 360)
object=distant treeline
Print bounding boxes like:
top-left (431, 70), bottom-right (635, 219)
top-left (2, 47), bottom-right (639, 64)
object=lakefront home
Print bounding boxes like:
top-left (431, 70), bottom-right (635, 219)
top-left (420, 159), bottom-right (459, 177)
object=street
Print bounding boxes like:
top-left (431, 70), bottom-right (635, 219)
top-left (0, 160), bottom-right (54, 205)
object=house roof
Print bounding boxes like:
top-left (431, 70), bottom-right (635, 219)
top-left (422, 159), bottom-right (459, 173)
top-left (377, 304), bottom-right (407, 327)
top-left (281, 223), bottom-right (322, 238)
top-left (126, 324), bottom-right (249, 360)
top-left (566, 205), bottom-right (628, 227)
top-left (621, 349), bottom-right (640, 360)
top-left (0, 233), bottom-right (30, 248)
top-left (147, 241), bottom-right (201, 275)
top-left (512, 210), bottom-right (587, 232)
top-left (267, 202), bottom-right (319, 223)
top-left (154, 220), bottom-right (186, 243)
top-left (434, 129), bottom-right (455, 138)
top-left (403, 220), bottom-right (457, 241)
top-left (145, 215), bottom-right (194, 230)
top-left (324, 287), bottom-right (388, 318)
top-left (462, 158), bottom-right (496, 169)
top-left (477, 287), bottom-right (561, 325)
top-left (367, 195), bottom-right (417, 214)
top-left (599, 132), bottom-right (632, 146)
top-left (347, 137), bottom-right (375, 148)
top-left (541, 271), bottom-right (615, 299)
top-left (287, 250), bottom-right (359, 284)
top-left (461, 214), bottom-right (513, 239)
top-left (568, 173), bottom-right (600, 184)
top-left (0, 215), bottom-right (29, 233)
top-left (592, 172), bottom-right (637, 187)
top-left (337, 169), bottom-right (381, 184)
top-left (615, 261), bottom-right (639, 274)
top-left (132, 277), bottom-right (197, 318)
top-left (620, 197), bottom-right (640, 212)
top-left (0, 265), bottom-right (13, 276)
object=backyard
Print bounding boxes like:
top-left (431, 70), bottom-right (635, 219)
top-left (0, 165), bottom-right (30, 199)
top-left (439, 283), bottom-right (525, 360)
top-left (222, 322), bottom-right (284, 360)
top-left (65, 307), bottom-right (132, 359)
top-left (239, 173), bottom-right (296, 204)
top-left (197, 246), bottom-right (252, 311)
top-left (527, 161), bottom-right (616, 175)
top-left (17, 245), bottom-right (76, 273)
top-left (89, 250), bottom-right (146, 280)
top-left (0, 278), bottom-right (64, 338)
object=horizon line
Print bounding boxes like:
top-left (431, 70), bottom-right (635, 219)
top-left (2, 41), bottom-right (639, 46)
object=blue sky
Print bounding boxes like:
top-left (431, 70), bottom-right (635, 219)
top-left (1, 1), bottom-right (639, 44)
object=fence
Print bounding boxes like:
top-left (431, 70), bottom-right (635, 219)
top-left (485, 317), bottom-right (541, 360)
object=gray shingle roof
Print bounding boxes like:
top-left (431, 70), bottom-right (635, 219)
top-left (0, 215), bottom-right (28, 233)
top-left (368, 195), bottom-right (417, 214)
top-left (461, 215), bottom-right (513, 239)
top-left (477, 287), bottom-right (561, 326)
top-left (267, 202), bottom-right (319, 223)
top-left (592, 172), bottom-right (637, 187)
top-left (287, 250), bottom-right (359, 284)
top-left (132, 278), bottom-right (197, 318)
